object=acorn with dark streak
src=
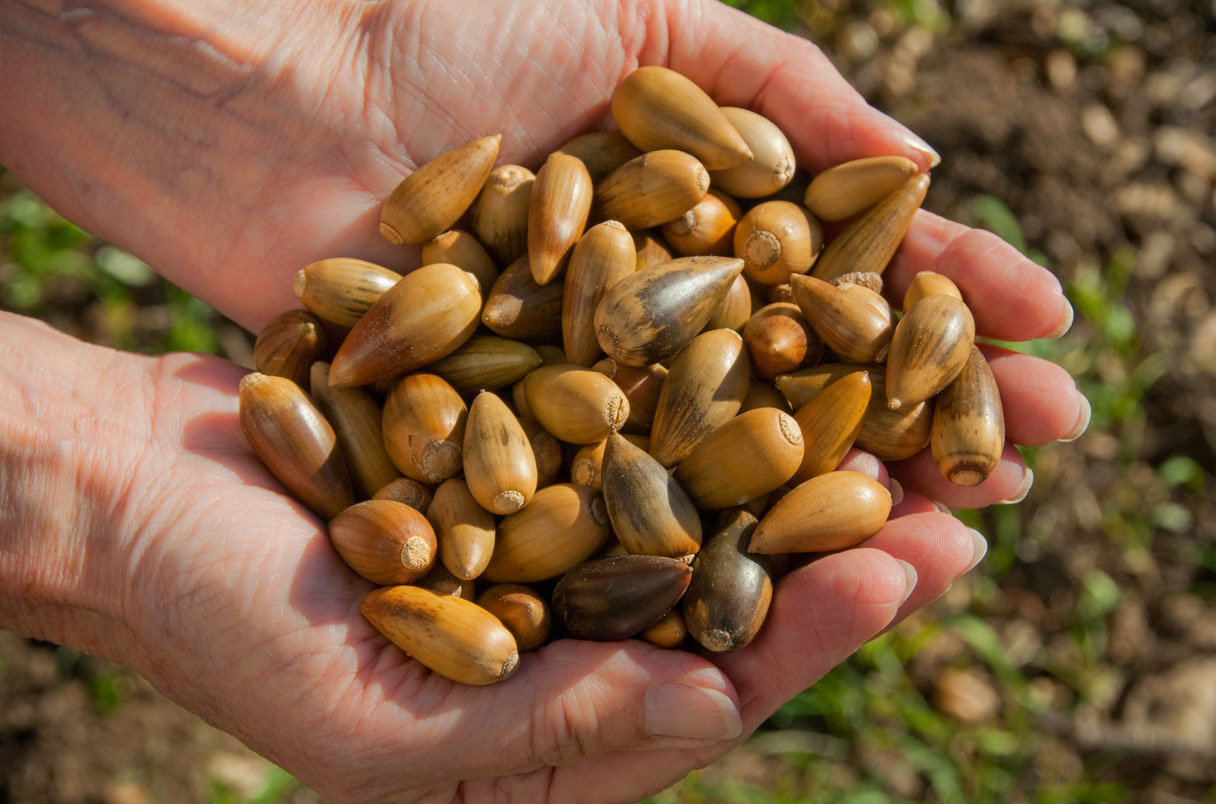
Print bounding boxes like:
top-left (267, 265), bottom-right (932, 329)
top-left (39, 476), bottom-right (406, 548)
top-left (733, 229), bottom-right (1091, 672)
top-left (683, 509), bottom-right (773, 652)
top-left (931, 344), bottom-right (1005, 487)
top-left (254, 309), bottom-right (328, 389)
top-left (552, 554), bottom-right (693, 642)
top-left (601, 434), bottom-right (702, 557)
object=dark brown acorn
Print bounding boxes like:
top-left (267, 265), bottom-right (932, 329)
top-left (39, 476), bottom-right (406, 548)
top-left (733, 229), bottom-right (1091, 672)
top-left (254, 309), bottom-right (328, 389)
top-left (481, 255), bottom-right (566, 342)
top-left (683, 510), bottom-right (773, 651)
top-left (552, 555), bottom-right (693, 641)
top-left (601, 434), bottom-right (702, 557)
top-left (477, 584), bottom-right (552, 652)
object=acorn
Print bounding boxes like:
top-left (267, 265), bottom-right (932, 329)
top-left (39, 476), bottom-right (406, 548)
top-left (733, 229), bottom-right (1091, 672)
top-left (803, 155), bottom-right (919, 222)
top-left (427, 477), bottom-right (497, 581)
top-left (902, 270), bottom-right (963, 313)
top-left (706, 272), bottom-right (755, 332)
top-left (294, 258), bottom-right (403, 328)
top-left (253, 309), bottom-right (328, 389)
top-left (328, 263), bottom-right (481, 388)
top-left (640, 608), bottom-right (688, 649)
top-left (477, 584), bottom-right (552, 652)
top-left (379, 134), bottom-right (502, 245)
top-left (413, 561), bottom-right (476, 599)
top-left (594, 256), bottom-right (744, 367)
top-left (427, 334), bottom-right (543, 396)
top-left (775, 362), bottom-right (872, 409)
top-left (555, 130), bottom-right (644, 182)
top-left (885, 293), bottom-right (976, 410)
top-left (739, 377), bottom-right (791, 414)
top-left (790, 274), bottom-right (893, 364)
top-left (708, 107), bottom-right (796, 198)
top-left (590, 358), bottom-right (666, 434)
top-left (528, 151), bottom-right (593, 285)
top-left (309, 362), bottom-right (400, 499)
top-left (562, 220), bottom-right (636, 366)
top-left (471, 164), bottom-right (534, 266)
top-left (791, 370), bottom-right (872, 483)
top-left (611, 66), bottom-right (752, 170)
top-left (931, 345), bottom-right (1005, 487)
top-left (748, 471), bottom-right (892, 554)
top-left (595, 149), bottom-right (709, 230)
top-left (481, 255), bottom-right (565, 342)
top-left (238, 372), bottom-right (354, 520)
top-left (601, 434), bottom-right (703, 557)
top-left (856, 370), bottom-right (934, 461)
top-left (381, 373), bottom-right (468, 484)
top-left (328, 499), bottom-right (436, 585)
top-left (660, 189), bottom-right (741, 257)
top-left (462, 391), bottom-right (537, 515)
top-left (519, 416), bottom-right (564, 488)
top-left (673, 408), bottom-right (804, 509)
top-left (811, 173), bottom-right (930, 282)
top-left (372, 477), bottom-right (434, 515)
top-left (552, 554), bottom-right (694, 641)
top-left (733, 201), bottom-right (824, 285)
top-left (742, 302), bottom-right (820, 380)
top-left (521, 363), bottom-right (630, 444)
top-left (570, 433), bottom-right (650, 492)
top-left (633, 230), bottom-right (674, 270)
top-left (420, 230), bottom-right (499, 295)
top-left (360, 585), bottom-right (519, 685)
top-left (683, 509), bottom-right (773, 651)
top-left (483, 483), bottom-right (612, 583)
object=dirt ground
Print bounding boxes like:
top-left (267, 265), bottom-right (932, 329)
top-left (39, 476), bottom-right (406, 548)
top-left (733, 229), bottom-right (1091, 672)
top-left (2, 1), bottom-right (1214, 802)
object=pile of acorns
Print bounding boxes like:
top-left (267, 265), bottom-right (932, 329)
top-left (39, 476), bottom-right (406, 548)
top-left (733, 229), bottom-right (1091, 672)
top-left (238, 66), bottom-right (1006, 685)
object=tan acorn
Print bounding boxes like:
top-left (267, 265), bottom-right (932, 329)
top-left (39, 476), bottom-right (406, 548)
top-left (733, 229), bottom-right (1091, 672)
top-left (648, 328), bottom-right (751, 467)
top-left (427, 477), bottom-right (497, 581)
top-left (594, 256), bottom-right (745, 367)
top-left (528, 151), bottom-right (593, 285)
top-left (562, 220), bottom-right (636, 366)
top-left (748, 471), bottom-right (892, 554)
top-left (791, 370), bottom-right (872, 482)
top-left (803, 155), bottom-right (919, 221)
top-left (595, 150), bottom-right (709, 230)
top-left (294, 258), bottom-right (403, 328)
top-left (379, 134), bottom-right (502, 245)
top-left (521, 363), bottom-right (630, 444)
top-left (903, 270), bottom-right (963, 313)
top-left (427, 334), bottom-right (542, 396)
top-left (811, 173), bottom-right (930, 282)
top-left (519, 416), bottom-right (563, 487)
top-left (254, 309), bottom-right (328, 389)
top-left (742, 302), bottom-right (820, 380)
top-left (360, 585), bottom-right (519, 685)
top-left (601, 433), bottom-right (702, 557)
top-left (328, 499), bottom-right (436, 585)
top-left (477, 584), bottom-right (552, 652)
top-left (640, 608), bottom-right (688, 649)
top-left (733, 201), bottom-right (824, 285)
top-left (481, 255), bottom-right (565, 342)
top-left (591, 358), bottom-right (666, 434)
top-left (238, 372), bottom-right (354, 520)
top-left (931, 345), bottom-right (1005, 487)
top-left (706, 273), bottom-right (755, 332)
top-left (471, 164), bottom-right (534, 266)
top-left (885, 293), bottom-right (976, 410)
top-left (660, 189), bottom-right (741, 257)
top-left (708, 107), bottom-right (796, 198)
top-left (856, 370), bottom-right (933, 461)
top-left (683, 509), bottom-right (773, 651)
top-left (674, 408), bottom-right (804, 509)
top-left (420, 230), bottom-right (499, 295)
top-left (570, 433), bottom-right (650, 492)
top-left (483, 483), bottom-right (612, 582)
top-left (381, 373), bottom-right (468, 484)
top-left (611, 66), bottom-right (752, 170)
top-left (372, 477), bottom-right (434, 515)
top-left (309, 362), bottom-right (400, 499)
top-left (462, 391), bottom-right (538, 515)
top-left (555, 130), bottom-right (643, 183)
top-left (790, 274), bottom-right (893, 364)
top-left (633, 231), bottom-right (674, 270)
top-left (553, 554), bottom-right (694, 641)
top-left (328, 263), bottom-right (481, 388)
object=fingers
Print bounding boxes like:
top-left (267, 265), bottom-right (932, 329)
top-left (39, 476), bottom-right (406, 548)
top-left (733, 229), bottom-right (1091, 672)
top-left (889, 442), bottom-right (1033, 510)
top-left (982, 344), bottom-right (1091, 445)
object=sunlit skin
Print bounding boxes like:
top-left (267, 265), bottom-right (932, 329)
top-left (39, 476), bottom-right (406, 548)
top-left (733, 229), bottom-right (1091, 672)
top-left (0, 1), bottom-right (1087, 802)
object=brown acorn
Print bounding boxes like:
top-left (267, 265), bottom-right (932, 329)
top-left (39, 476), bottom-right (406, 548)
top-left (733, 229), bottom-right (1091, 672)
top-left (733, 201), bottom-right (824, 285)
top-left (775, 362), bottom-right (872, 409)
top-left (790, 274), bottom-right (893, 364)
top-left (601, 434), bottom-right (703, 557)
top-left (748, 471), bottom-right (892, 554)
top-left (648, 328), bottom-right (751, 467)
top-left (674, 408), bottom-right (804, 509)
top-left (594, 256), bottom-right (745, 367)
top-left (477, 584), bottom-right (552, 652)
top-left (903, 270), bottom-right (963, 313)
top-left (683, 510), bottom-right (773, 651)
top-left (309, 362), bottom-right (400, 499)
top-left (739, 378), bottom-right (791, 414)
top-left (885, 293), bottom-right (976, 410)
top-left (254, 309), bottom-right (328, 389)
top-left (931, 345), bottom-right (1005, 487)
top-left (483, 483), bottom-right (612, 583)
top-left (294, 258), bottom-right (403, 328)
top-left (708, 107), bottom-right (796, 198)
top-left (857, 370), bottom-right (933, 461)
top-left (481, 255), bottom-right (565, 342)
top-left (427, 477), bottom-right (497, 581)
top-left (811, 173), bottom-right (930, 283)
top-left (360, 585), bottom-right (518, 685)
top-left (238, 372), bottom-right (354, 520)
top-left (570, 433), bottom-right (650, 492)
top-left (555, 130), bottom-right (643, 183)
top-left (420, 230), bottom-right (499, 295)
top-left (803, 155), bottom-right (919, 222)
top-left (592, 358), bottom-right (667, 434)
top-left (519, 416), bottom-right (564, 488)
top-left (611, 66), bottom-right (752, 170)
top-left (528, 152), bottom-right (593, 285)
top-left (413, 561), bottom-right (476, 599)
top-left (379, 134), bottom-right (502, 245)
top-left (521, 363), bottom-right (630, 444)
top-left (742, 302), bottom-right (820, 380)
top-left (372, 477), bottom-right (434, 515)
top-left (552, 554), bottom-right (694, 641)
top-left (640, 608), bottom-right (688, 649)
top-left (706, 272), bottom-right (755, 332)
top-left (791, 370), bottom-right (872, 483)
top-left (328, 263), bottom-right (481, 388)
top-left (633, 231), bottom-right (674, 270)
top-left (595, 150), bottom-right (709, 230)
top-left (427, 334), bottom-right (542, 396)
top-left (462, 391), bottom-right (538, 515)
top-left (660, 189), bottom-right (741, 257)
top-left (329, 499), bottom-right (436, 585)
top-left (562, 220), bottom-right (636, 366)
top-left (471, 164), bottom-right (534, 266)
top-left (381, 373), bottom-right (468, 484)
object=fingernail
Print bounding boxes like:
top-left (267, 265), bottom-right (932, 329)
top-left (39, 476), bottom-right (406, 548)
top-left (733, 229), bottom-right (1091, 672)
top-left (1059, 392), bottom-right (1091, 442)
top-left (964, 528), bottom-right (988, 573)
top-left (898, 129), bottom-right (941, 169)
top-left (1048, 297), bottom-right (1075, 339)
top-left (932, 499), bottom-right (951, 514)
top-left (999, 467), bottom-right (1034, 504)
top-left (645, 683), bottom-right (742, 742)
top-left (888, 478), bottom-right (904, 506)
top-left (896, 559), bottom-right (919, 605)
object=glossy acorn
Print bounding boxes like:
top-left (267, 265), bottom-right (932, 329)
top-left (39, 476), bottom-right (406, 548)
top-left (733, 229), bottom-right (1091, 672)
top-left (372, 477), bottom-right (434, 516)
top-left (790, 274), bottom-right (893, 364)
top-left (708, 107), bottom-right (796, 198)
top-left (803, 155), bottom-right (919, 222)
top-left (812, 173), bottom-right (930, 283)
top-left (471, 164), bottom-right (534, 266)
top-left (601, 433), bottom-right (703, 557)
top-left (931, 345), bottom-right (1005, 487)
top-left (733, 201), bottom-right (824, 285)
top-left (427, 477), bottom-right (497, 581)
top-left (361, 585), bottom-right (519, 685)
top-left (660, 188), bottom-right (741, 257)
top-left (426, 334), bottom-right (542, 396)
top-left (640, 608), bottom-right (688, 649)
top-left (552, 554), bottom-right (694, 641)
top-left (902, 270), bottom-right (963, 313)
top-left (562, 220), bottom-right (636, 366)
top-left (594, 149), bottom-right (709, 230)
top-left (790, 370), bottom-right (872, 483)
top-left (706, 272), bottom-right (755, 332)
top-left (481, 255), bottom-right (565, 342)
top-left (381, 373), bottom-right (468, 484)
top-left (413, 561), bottom-right (476, 600)
top-left (885, 293), bottom-right (976, 410)
top-left (590, 358), bottom-right (666, 434)
top-left (476, 584), bottom-right (552, 652)
top-left (420, 230), bottom-right (499, 295)
top-left (483, 483), bottom-right (612, 583)
top-left (742, 302), bottom-right (820, 380)
top-left (528, 151), bottom-right (594, 285)
top-left (683, 510), bottom-right (773, 651)
top-left (254, 309), bottom-right (328, 389)
top-left (462, 391), bottom-right (538, 515)
top-left (674, 407), bottom-right (804, 509)
top-left (633, 231), bottom-right (674, 270)
top-left (310, 362), bottom-right (400, 499)
top-left (748, 471), bottom-right (892, 554)
top-left (856, 370), bottom-right (933, 461)
top-left (328, 499), bottom-right (436, 585)
top-left (521, 363), bottom-right (630, 444)
top-left (570, 433), bottom-right (650, 492)
top-left (294, 258), bottom-right (403, 328)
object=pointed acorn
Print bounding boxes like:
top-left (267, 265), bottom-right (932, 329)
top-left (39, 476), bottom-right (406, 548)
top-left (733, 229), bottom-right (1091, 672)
top-left (528, 151), bottom-right (593, 285)
top-left (462, 391), bottom-right (537, 515)
top-left (683, 510), bottom-right (773, 651)
top-left (885, 293), bottom-right (975, 410)
top-left (748, 471), bottom-right (891, 554)
top-left (562, 220), bottom-right (636, 366)
top-left (601, 434), bottom-right (702, 557)
top-left (484, 483), bottom-right (612, 583)
top-left (708, 107), bottom-right (796, 198)
top-left (594, 149), bottom-right (709, 230)
top-left (427, 477), bottom-right (497, 581)
top-left (553, 554), bottom-right (693, 641)
top-left (804, 155), bottom-right (919, 222)
top-left (812, 172), bottom-right (930, 282)
top-left (931, 345), bottom-right (1005, 487)
top-left (471, 164), bottom-right (534, 266)
top-left (295, 258), bottom-right (403, 328)
top-left (310, 362), bottom-right (400, 499)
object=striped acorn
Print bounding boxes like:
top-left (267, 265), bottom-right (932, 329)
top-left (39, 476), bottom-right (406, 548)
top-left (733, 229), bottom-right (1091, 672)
top-left (427, 334), bottom-right (542, 396)
top-left (708, 107), bottom-right (796, 198)
top-left (803, 155), bottom-right (919, 222)
top-left (381, 373), bottom-right (468, 485)
top-left (427, 477), bottom-right (497, 581)
top-left (885, 293), bottom-right (976, 410)
top-left (294, 258), bottom-right (403, 328)
top-left (683, 509), bottom-right (773, 651)
top-left (528, 151), bottom-right (593, 285)
top-left (328, 499), bottom-right (436, 585)
top-left (483, 483), bottom-right (612, 583)
top-left (742, 302), bottom-right (820, 380)
top-left (902, 270), bottom-right (963, 313)
top-left (931, 345), bottom-right (1005, 487)
top-left (379, 134), bottom-right (501, 245)
top-left (748, 471), bottom-right (892, 554)
top-left (812, 173), bottom-right (930, 282)
top-left (594, 149), bottom-right (709, 230)
top-left (253, 309), bottom-right (328, 389)
top-left (601, 433), bottom-right (702, 557)
top-left (309, 362), bottom-right (400, 499)
top-left (462, 390), bottom-right (537, 515)
top-left (790, 370), bottom-right (872, 483)
top-left (552, 554), bottom-right (694, 641)
top-left (790, 274), bottom-right (893, 364)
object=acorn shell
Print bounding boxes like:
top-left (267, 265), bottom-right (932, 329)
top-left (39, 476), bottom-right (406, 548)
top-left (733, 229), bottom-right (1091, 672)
top-left (521, 363), bottom-right (630, 444)
top-left (520, 416), bottom-right (564, 488)
top-left (790, 274), bottom-right (893, 364)
top-left (706, 272), bottom-right (756, 332)
top-left (309, 362), bottom-right (400, 499)
top-left (427, 334), bottom-right (543, 396)
top-left (413, 561), bottom-right (477, 599)
top-left (633, 231), bottom-right (674, 270)
top-left (477, 584), bottom-right (552, 652)
top-left (328, 499), bottom-right (436, 585)
top-left (856, 370), bottom-right (933, 461)
top-left (381, 373), bottom-right (468, 484)
top-left (481, 255), bottom-right (565, 342)
top-left (562, 220), bottom-right (636, 366)
top-left (708, 107), bottom-right (796, 198)
top-left (660, 188), bottom-right (741, 257)
top-left (462, 391), bottom-right (538, 515)
top-left (804, 155), bottom-right (919, 222)
top-left (420, 230), bottom-right (499, 295)
top-left (811, 173), bottom-right (930, 282)
top-left (742, 302), bottom-right (820, 380)
top-left (294, 258), bottom-right (403, 328)
top-left (360, 585), bottom-right (519, 685)
top-left (254, 309), bottom-right (328, 389)
top-left (483, 483), bottom-right (612, 583)
top-left (528, 152), bottom-right (593, 285)
top-left (683, 509), bottom-right (773, 651)
top-left (931, 345), bottom-right (1005, 487)
top-left (570, 433), bottom-right (650, 493)
top-left (591, 359), bottom-right (667, 434)
top-left (734, 201), bottom-right (824, 285)
top-left (885, 293), bottom-right (976, 410)
top-left (595, 149), bottom-right (709, 230)
top-left (601, 433), bottom-right (703, 557)
top-left (427, 477), bottom-right (497, 581)
top-left (372, 477), bottom-right (434, 515)
top-left (791, 370), bottom-right (872, 483)
top-left (471, 164), bottom-right (534, 266)
top-left (640, 608), bottom-right (688, 649)
top-left (748, 471), bottom-right (892, 554)
top-left (673, 408), bottom-right (804, 510)
top-left (552, 554), bottom-right (694, 641)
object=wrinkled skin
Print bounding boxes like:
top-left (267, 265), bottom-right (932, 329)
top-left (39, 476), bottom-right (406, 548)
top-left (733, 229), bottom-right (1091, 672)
top-left (0, 1), bottom-right (1087, 802)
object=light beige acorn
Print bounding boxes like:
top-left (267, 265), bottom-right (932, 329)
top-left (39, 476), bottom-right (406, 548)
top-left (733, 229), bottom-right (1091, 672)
top-left (481, 255), bottom-right (565, 342)
top-left (483, 483), bottom-right (612, 582)
top-left (594, 256), bottom-right (744, 367)
top-left (528, 151), bottom-right (593, 285)
top-left (521, 363), bottom-right (630, 444)
top-left (790, 274), bottom-right (893, 364)
top-left (601, 433), bottom-right (703, 557)
top-left (931, 345), bottom-right (1005, 487)
top-left (885, 293), bottom-right (976, 410)
top-left (381, 373), bottom-right (468, 485)
top-left (611, 66), bottom-right (752, 170)
top-left (471, 164), bottom-right (534, 266)
top-left (673, 408), bottom-right (804, 510)
top-left (379, 134), bottom-right (502, 245)
top-left (595, 149), bottom-right (709, 230)
top-left (683, 509), bottom-right (773, 651)
top-left (791, 370), bottom-right (872, 483)
top-left (328, 263), bottom-right (481, 388)
top-left (748, 471), bottom-right (892, 554)
top-left (812, 172), bottom-right (930, 282)
top-left (742, 302), bottom-right (820, 380)
top-left (660, 188), bottom-right (741, 257)
top-left (329, 499), bottom-right (436, 585)
top-left (238, 372), bottom-right (354, 520)
top-left (902, 270), bottom-right (963, 313)
top-left (733, 200), bottom-right (824, 285)
top-left (476, 584), bottom-right (552, 652)
top-left (462, 391), bottom-right (537, 515)
top-left (372, 477), bottom-right (434, 515)
top-left (420, 230), bottom-right (499, 295)
top-left (427, 334), bottom-right (542, 396)
top-left (310, 362), bottom-right (400, 499)
top-left (361, 585), bottom-right (519, 685)
top-left (254, 309), bottom-right (328, 389)
top-left (427, 477), bottom-right (497, 581)
top-left (294, 258), bottom-right (403, 328)
top-left (555, 130), bottom-right (644, 182)
top-left (803, 155), bottom-right (919, 221)
top-left (562, 220), bottom-right (636, 366)
top-left (708, 107), bottom-right (796, 198)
